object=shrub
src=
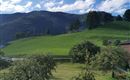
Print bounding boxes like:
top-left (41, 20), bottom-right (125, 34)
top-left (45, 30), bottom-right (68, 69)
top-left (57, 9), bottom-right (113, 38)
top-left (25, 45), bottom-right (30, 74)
top-left (72, 69), bottom-right (95, 80)
top-left (69, 41), bottom-right (100, 63)
top-left (29, 54), bottom-right (56, 71)
top-left (0, 50), bottom-right (5, 56)
top-left (114, 40), bottom-right (121, 46)
top-left (102, 40), bottom-right (112, 46)
top-left (0, 59), bottom-right (11, 69)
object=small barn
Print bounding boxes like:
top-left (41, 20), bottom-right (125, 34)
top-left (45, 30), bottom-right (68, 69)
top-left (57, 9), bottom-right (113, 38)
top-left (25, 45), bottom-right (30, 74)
top-left (120, 41), bottom-right (130, 66)
top-left (120, 41), bottom-right (130, 53)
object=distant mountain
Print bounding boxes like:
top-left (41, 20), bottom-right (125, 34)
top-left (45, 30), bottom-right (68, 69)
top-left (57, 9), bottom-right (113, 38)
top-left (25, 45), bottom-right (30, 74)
top-left (0, 11), bottom-right (83, 43)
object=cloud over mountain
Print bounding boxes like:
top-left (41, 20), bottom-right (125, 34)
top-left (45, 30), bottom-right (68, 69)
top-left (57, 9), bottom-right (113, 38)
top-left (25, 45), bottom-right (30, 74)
top-left (0, 0), bottom-right (129, 15)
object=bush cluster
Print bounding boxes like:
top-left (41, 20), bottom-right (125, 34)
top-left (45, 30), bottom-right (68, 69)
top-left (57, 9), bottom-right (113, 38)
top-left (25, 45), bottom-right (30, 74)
top-left (3, 55), bottom-right (56, 80)
top-left (69, 41), bottom-right (100, 63)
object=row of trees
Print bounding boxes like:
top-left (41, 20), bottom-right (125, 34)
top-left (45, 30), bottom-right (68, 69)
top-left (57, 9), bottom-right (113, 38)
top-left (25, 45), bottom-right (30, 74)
top-left (69, 9), bottom-right (130, 31)
top-left (15, 28), bottom-right (51, 39)
top-left (87, 9), bottom-right (130, 29)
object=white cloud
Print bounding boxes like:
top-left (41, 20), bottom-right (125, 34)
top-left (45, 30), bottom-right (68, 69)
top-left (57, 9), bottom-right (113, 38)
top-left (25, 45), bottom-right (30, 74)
top-left (97, 0), bottom-right (129, 14)
top-left (44, 2), bottom-right (55, 8)
top-left (14, 5), bottom-right (25, 12)
top-left (44, 0), bottom-right (64, 8)
top-left (42, 0), bottom-right (128, 15)
top-left (0, 0), bottom-right (129, 15)
top-left (25, 2), bottom-right (32, 8)
top-left (35, 4), bottom-right (41, 9)
top-left (45, 0), bottom-right (95, 13)
top-left (0, 0), bottom-right (33, 13)
top-left (10, 0), bottom-right (22, 4)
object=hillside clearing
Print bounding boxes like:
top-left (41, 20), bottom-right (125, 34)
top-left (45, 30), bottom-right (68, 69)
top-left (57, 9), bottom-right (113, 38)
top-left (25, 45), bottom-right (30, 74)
top-left (3, 21), bottom-right (130, 56)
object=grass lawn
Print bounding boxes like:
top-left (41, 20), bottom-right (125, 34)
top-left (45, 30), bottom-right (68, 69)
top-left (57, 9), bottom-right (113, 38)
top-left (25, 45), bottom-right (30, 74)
top-left (3, 21), bottom-right (130, 56)
top-left (51, 63), bottom-right (115, 80)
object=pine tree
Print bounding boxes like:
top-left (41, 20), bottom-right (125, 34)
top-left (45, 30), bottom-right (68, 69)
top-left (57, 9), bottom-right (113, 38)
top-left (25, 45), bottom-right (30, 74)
top-left (86, 11), bottom-right (100, 29)
top-left (124, 9), bottom-right (130, 21)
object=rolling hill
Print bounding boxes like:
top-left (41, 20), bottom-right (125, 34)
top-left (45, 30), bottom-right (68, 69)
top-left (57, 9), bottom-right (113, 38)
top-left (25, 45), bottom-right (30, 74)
top-left (0, 11), bottom-right (83, 43)
top-left (3, 21), bottom-right (130, 56)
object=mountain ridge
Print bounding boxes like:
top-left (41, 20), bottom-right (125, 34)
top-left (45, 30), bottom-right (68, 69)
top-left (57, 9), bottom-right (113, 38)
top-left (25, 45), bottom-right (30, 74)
top-left (0, 11), bottom-right (83, 43)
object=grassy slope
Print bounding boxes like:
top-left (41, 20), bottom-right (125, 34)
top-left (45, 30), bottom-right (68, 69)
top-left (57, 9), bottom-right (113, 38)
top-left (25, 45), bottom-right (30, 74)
top-left (52, 63), bottom-right (114, 80)
top-left (3, 21), bottom-right (130, 56)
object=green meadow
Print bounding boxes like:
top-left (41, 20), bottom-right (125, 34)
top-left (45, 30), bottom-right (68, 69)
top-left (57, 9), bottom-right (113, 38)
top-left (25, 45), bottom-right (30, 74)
top-left (51, 63), bottom-right (114, 80)
top-left (3, 21), bottom-right (130, 56)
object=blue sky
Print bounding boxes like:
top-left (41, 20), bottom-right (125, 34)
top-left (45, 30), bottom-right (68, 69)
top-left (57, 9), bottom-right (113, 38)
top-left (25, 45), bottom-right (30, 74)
top-left (0, 0), bottom-right (130, 15)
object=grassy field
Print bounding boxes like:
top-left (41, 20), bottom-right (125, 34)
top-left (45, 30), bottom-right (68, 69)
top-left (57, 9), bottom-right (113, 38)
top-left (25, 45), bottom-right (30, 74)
top-left (51, 63), bottom-right (114, 80)
top-left (3, 21), bottom-right (130, 56)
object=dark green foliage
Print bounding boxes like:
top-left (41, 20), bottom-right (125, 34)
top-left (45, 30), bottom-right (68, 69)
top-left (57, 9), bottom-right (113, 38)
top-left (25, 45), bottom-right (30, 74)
top-left (124, 9), bottom-right (130, 21)
top-left (86, 11), bottom-right (113, 29)
top-left (0, 11), bottom-right (80, 43)
top-left (98, 12), bottom-right (114, 24)
top-left (15, 32), bottom-right (28, 39)
top-left (0, 50), bottom-right (10, 69)
top-left (86, 11), bottom-right (100, 29)
top-left (29, 54), bottom-right (56, 71)
top-left (103, 40), bottom-right (121, 46)
top-left (69, 19), bottom-right (80, 32)
top-left (90, 47), bottom-right (128, 71)
top-left (0, 50), bottom-right (5, 56)
top-left (114, 40), bottom-right (121, 46)
top-left (3, 55), bottom-right (56, 80)
top-left (0, 59), bottom-right (11, 69)
top-left (72, 69), bottom-right (95, 80)
top-left (102, 40), bottom-right (112, 46)
top-left (116, 15), bottom-right (123, 21)
top-left (69, 41), bottom-right (100, 63)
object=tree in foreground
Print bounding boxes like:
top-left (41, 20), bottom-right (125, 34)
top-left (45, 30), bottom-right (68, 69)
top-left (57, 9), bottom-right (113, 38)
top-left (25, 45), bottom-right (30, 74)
top-left (3, 55), bottom-right (56, 80)
top-left (29, 54), bottom-right (56, 71)
top-left (69, 41), bottom-right (100, 63)
top-left (72, 69), bottom-right (95, 80)
top-left (90, 47), bottom-right (128, 71)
